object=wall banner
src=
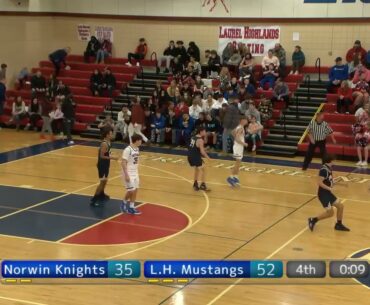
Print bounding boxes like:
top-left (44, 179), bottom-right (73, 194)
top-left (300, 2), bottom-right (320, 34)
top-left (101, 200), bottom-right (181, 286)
top-left (218, 26), bottom-right (281, 56)
top-left (95, 26), bottom-right (114, 42)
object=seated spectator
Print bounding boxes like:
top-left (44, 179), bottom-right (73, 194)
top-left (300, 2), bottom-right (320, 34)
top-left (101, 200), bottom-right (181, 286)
top-left (49, 47), bottom-right (70, 76)
top-left (194, 75), bottom-right (205, 95)
top-left (238, 43), bottom-right (249, 58)
top-left (290, 46), bottom-right (305, 75)
top-left (113, 105), bottom-right (131, 141)
top-left (205, 112), bottom-right (220, 149)
top-left (227, 50), bottom-right (242, 67)
top-left (246, 115), bottom-right (263, 151)
top-left (187, 41), bottom-right (200, 62)
top-left (348, 54), bottom-right (361, 77)
top-left (98, 114), bottom-right (115, 131)
top-left (238, 84), bottom-right (249, 103)
top-left (201, 49), bottom-right (211, 77)
top-left (157, 40), bottom-right (177, 74)
top-left (328, 57), bottom-right (349, 93)
top-left (189, 98), bottom-right (203, 120)
top-left (202, 93), bottom-right (216, 113)
top-left (47, 74), bottom-right (58, 99)
top-left (181, 70), bottom-right (196, 89)
top-left (126, 38), bottom-right (148, 67)
top-left (273, 43), bottom-right (286, 76)
top-left (346, 40), bottom-right (367, 65)
top-left (212, 93), bottom-right (228, 113)
top-left (352, 65), bottom-right (370, 84)
top-left (25, 97), bottom-right (42, 131)
top-left (258, 95), bottom-right (273, 124)
top-left (259, 63), bottom-right (279, 90)
top-left (143, 108), bottom-right (152, 139)
top-left (50, 101), bottom-right (64, 135)
top-left (164, 102), bottom-right (180, 145)
top-left (90, 69), bottom-right (103, 96)
top-left (239, 53), bottom-right (254, 78)
top-left (222, 43), bottom-right (234, 64)
top-left (174, 97), bottom-right (189, 116)
top-left (262, 49), bottom-right (280, 70)
top-left (167, 79), bottom-right (180, 101)
top-left (337, 80), bottom-right (353, 114)
top-left (181, 84), bottom-right (193, 102)
top-left (56, 80), bottom-right (71, 99)
top-left (8, 96), bottom-right (27, 131)
top-left (175, 40), bottom-right (188, 66)
top-left (244, 100), bottom-right (261, 123)
top-left (219, 66), bottom-right (231, 91)
top-left (101, 68), bottom-right (116, 97)
top-left (176, 112), bottom-right (195, 146)
top-left (242, 76), bottom-right (256, 97)
top-left (271, 78), bottom-right (290, 106)
top-left (367, 50), bottom-right (370, 69)
top-left (208, 50), bottom-right (221, 78)
top-left (188, 56), bottom-right (202, 76)
top-left (84, 36), bottom-right (100, 63)
top-left (15, 67), bottom-right (29, 90)
top-left (171, 57), bottom-right (184, 77)
top-left (31, 70), bottom-right (46, 98)
top-left (195, 112), bottom-right (206, 129)
top-left (150, 110), bottom-right (166, 144)
top-left (352, 73), bottom-right (369, 111)
top-left (0, 63), bottom-right (7, 82)
top-left (96, 39), bottom-right (112, 64)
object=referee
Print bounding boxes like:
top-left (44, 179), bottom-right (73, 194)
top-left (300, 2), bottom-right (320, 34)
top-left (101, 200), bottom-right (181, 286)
top-left (302, 112), bottom-right (336, 170)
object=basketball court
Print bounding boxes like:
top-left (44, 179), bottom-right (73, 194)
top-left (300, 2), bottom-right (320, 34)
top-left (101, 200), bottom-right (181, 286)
top-left (0, 129), bottom-right (368, 305)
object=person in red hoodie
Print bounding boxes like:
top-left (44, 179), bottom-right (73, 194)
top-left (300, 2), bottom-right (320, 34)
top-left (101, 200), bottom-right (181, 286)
top-left (128, 96), bottom-right (148, 143)
top-left (336, 80), bottom-right (352, 114)
top-left (126, 38), bottom-right (148, 67)
top-left (174, 97), bottom-right (189, 117)
top-left (346, 40), bottom-right (367, 65)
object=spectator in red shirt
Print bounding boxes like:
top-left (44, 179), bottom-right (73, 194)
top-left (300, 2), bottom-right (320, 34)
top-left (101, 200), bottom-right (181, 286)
top-left (126, 38), bottom-right (148, 67)
top-left (128, 96), bottom-right (148, 143)
top-left (352, 73), bottom-right (370, 111)
top-left (174, 98), bottom-right (189, 117)
top-left (336, 80), bottom-right (353, 114)
top-left (346, 40), bottom-right (367, 65)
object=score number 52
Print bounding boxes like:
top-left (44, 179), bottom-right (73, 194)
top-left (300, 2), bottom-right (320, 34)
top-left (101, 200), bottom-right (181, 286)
top-left (251, 261), bottom-right (283, 278)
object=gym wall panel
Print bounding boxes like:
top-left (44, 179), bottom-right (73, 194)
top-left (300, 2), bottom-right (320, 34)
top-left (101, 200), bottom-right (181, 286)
top-left (118, 0), bottom-right (145, 16)
top-left (229, 0), bottom-right (262, 18)
top-left (91, 0), bottom-right (119, 15)
top-left (261, 0), bottom-right (295, 18)
top-left (292, 0), bottom-right (328, 18)
top-left (327, 2), bottom-right (365, 17)
top-left (173, 0), bottom-right (202, 17)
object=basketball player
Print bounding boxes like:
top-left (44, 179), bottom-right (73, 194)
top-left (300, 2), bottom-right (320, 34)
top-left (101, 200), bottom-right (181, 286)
top-left (227, 116), bottom-right (249, 187)
top-left (308, 155), bottom-right (350, 232)
top-left (120, 134), bottom-right (143, 215)
top-left (188, 126), bottom-right (211, 191)
top-left (90, 127), bottom-right (118, 206)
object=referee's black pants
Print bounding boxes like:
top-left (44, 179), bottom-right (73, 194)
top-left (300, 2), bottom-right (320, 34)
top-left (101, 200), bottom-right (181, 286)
top-left (302, 140), bottom-right (327, 170)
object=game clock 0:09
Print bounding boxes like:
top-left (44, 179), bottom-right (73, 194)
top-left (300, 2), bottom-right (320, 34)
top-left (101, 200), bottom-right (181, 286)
top-left (329, 261), bottom-right (369, 278)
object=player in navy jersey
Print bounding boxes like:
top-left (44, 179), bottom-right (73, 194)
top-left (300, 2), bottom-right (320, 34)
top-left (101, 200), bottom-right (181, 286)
top-left (90, 127), bottom-right (118, 206)
top-left (188, 127), bottom-right (211, 191)
top-left (308, 155), bottom-right (350, 232)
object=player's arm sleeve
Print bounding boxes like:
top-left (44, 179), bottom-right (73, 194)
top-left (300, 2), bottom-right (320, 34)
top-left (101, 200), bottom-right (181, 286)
top-left (122, 148), bottom-right (130, 161)
top-left (319, 168), bottom-right (328, 179)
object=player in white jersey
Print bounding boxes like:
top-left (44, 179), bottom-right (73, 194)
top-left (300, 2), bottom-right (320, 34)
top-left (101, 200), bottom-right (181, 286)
top-left (227, 116), bottom-right (249, 187)
top-left (120, 134), bottom-right (143, 215)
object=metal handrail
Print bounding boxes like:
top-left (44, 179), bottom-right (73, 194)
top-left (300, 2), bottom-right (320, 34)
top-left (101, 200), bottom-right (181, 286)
top-left (281, 110), bottom-right (287, 139)
top-left (295, 93), bottom-right (299, 119)
top-left (139, 65), bottom-right (145, 90)
top-left (315, 57), bottom-right (322, 82)
top-left (304, 74), bottom-right (311, 104)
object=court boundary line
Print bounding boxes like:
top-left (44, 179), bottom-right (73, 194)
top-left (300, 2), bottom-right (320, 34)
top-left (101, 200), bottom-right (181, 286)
top-left (0, 295), bottom-right (48, 305)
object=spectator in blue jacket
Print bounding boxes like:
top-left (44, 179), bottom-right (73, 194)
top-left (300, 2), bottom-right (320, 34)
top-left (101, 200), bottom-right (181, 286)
top-left (49, 47), bottom-right (71, 76)
top-left (151, 110), bottom-right (166, 144)
top-left (176, 112), bottom-right (195, 146)
top-left (328, 57), bottom-right (349, 93)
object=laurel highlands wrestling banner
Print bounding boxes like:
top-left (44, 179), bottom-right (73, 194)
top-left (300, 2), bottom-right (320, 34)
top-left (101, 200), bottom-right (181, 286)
top-left (218, 26), bottom-right (280, 56)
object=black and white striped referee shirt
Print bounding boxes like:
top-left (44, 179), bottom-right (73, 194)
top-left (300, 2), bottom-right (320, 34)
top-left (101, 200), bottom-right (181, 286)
top-left (308, 120), bottom-right (333, 141)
